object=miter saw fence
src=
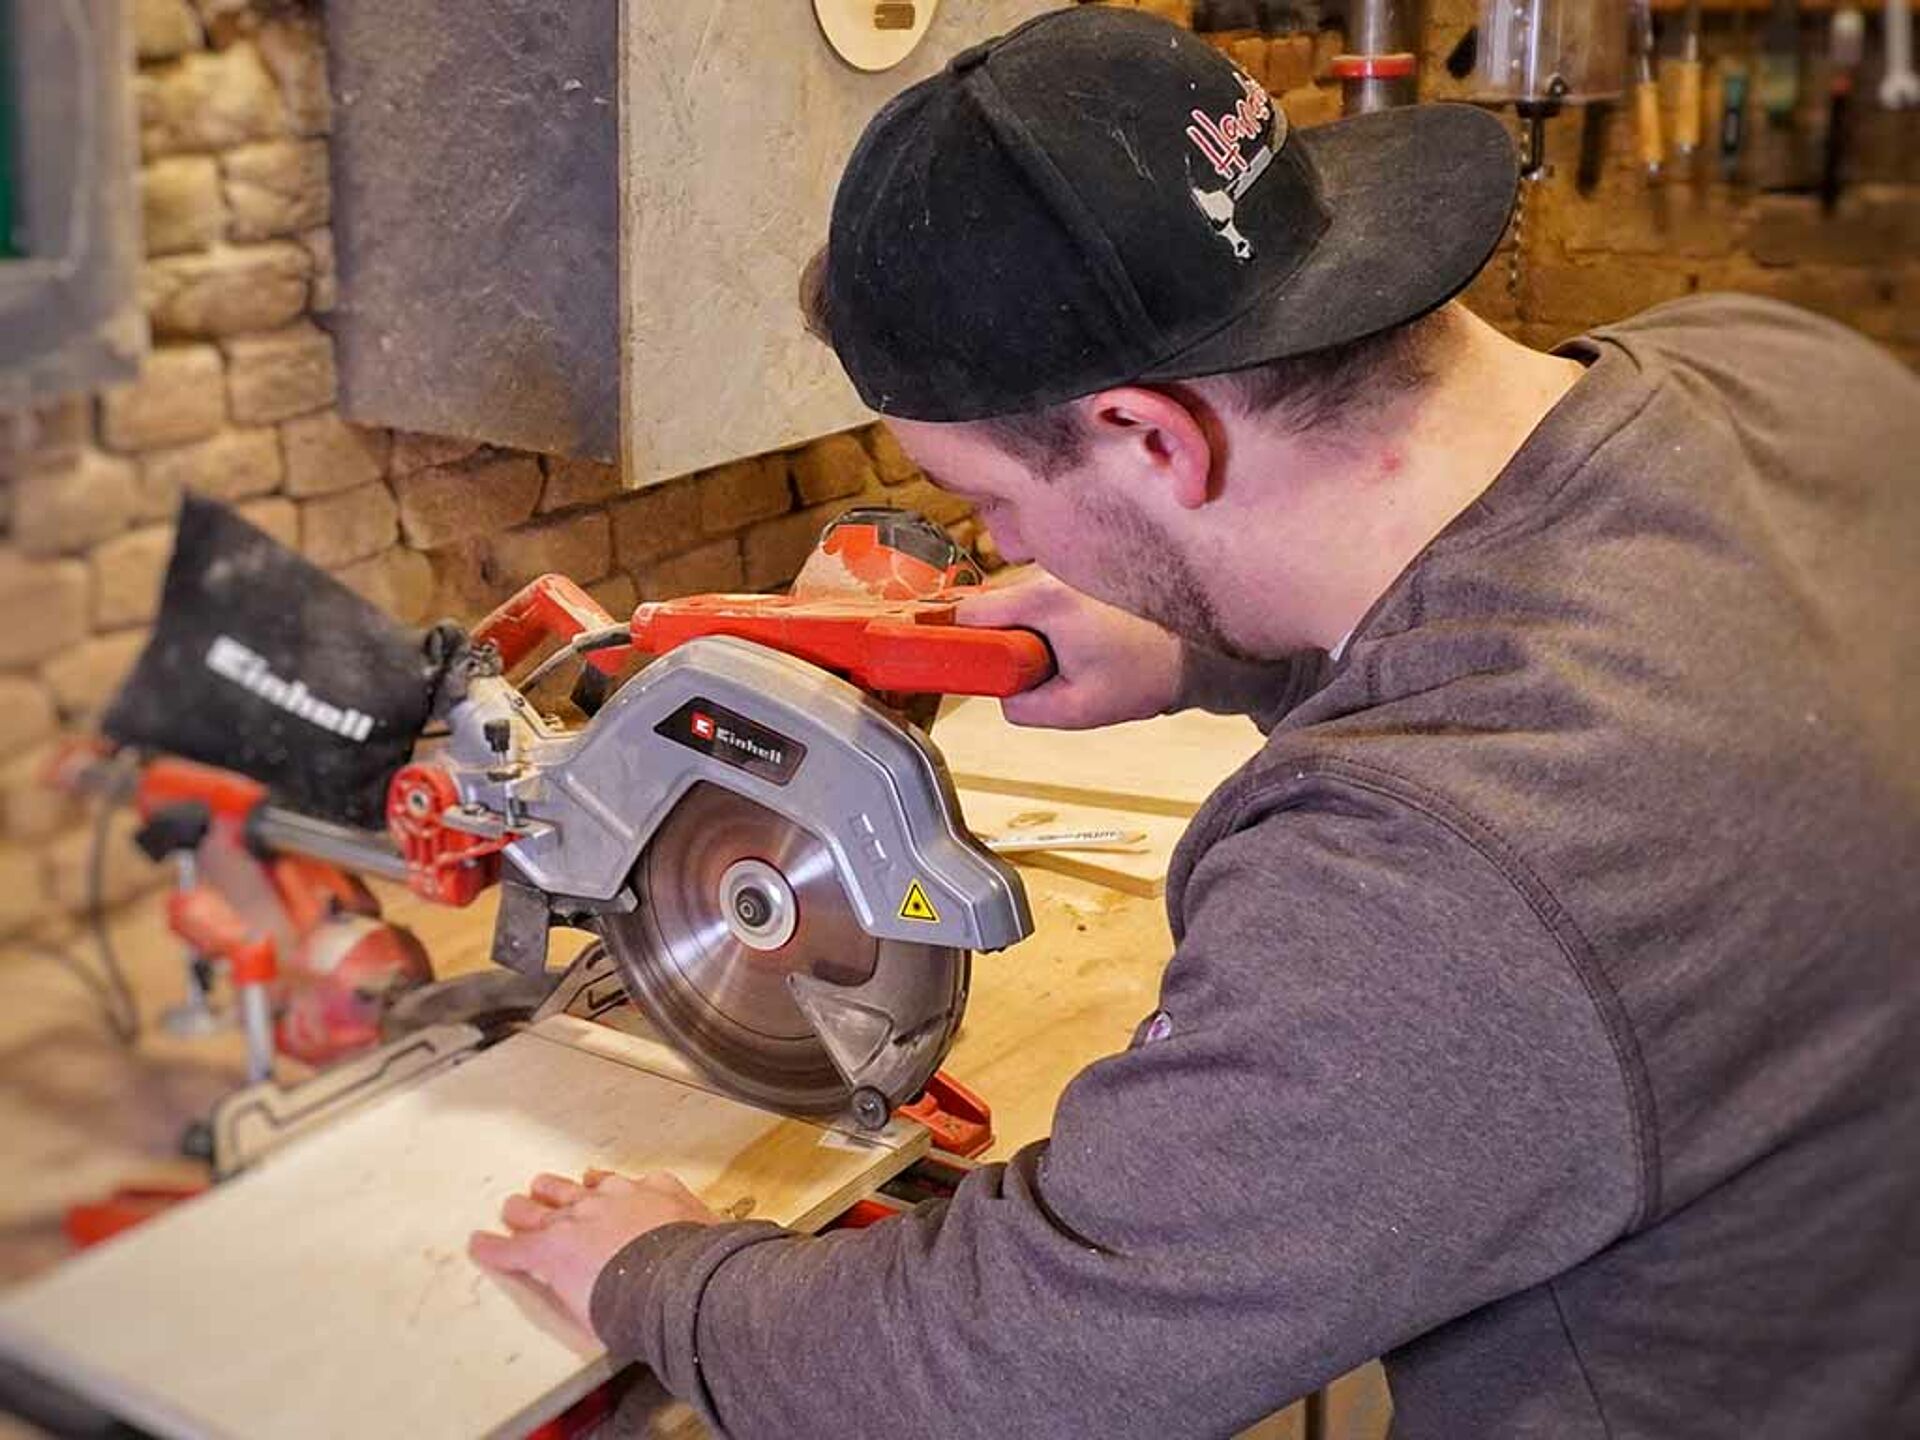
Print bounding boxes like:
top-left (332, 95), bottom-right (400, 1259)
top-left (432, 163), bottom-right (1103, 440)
top-left (78, 500), bottom-right (1045, 1127)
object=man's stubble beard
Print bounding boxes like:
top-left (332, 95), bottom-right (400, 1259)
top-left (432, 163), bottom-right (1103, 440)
top-left (1068, 486), bottom-right (1259, 662)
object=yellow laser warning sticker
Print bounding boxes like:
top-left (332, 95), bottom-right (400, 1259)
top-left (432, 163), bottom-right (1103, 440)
top-left (898, 879), bottom-right (940, 924)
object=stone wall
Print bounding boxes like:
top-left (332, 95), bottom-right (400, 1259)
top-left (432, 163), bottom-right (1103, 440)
top-left (0, 0), bottom-right (985, 941)
top-left (0, 0), bottom-right (1912, 942)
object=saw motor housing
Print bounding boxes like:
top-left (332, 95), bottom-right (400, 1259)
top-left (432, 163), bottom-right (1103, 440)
top-left (441, 631), bottom-right (1033, 1118)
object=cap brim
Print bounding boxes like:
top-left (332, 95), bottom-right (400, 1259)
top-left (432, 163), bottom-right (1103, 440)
top-left (1139, 103), bottom-right (1517, 381)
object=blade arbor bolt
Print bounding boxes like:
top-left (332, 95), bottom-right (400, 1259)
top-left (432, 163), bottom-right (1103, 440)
top-left (734, 888), bottom-right (772, 927)
top-left (717, 858), bottom-right (799, 951)
top-left (850, 1087), bottom-right (891, 1132)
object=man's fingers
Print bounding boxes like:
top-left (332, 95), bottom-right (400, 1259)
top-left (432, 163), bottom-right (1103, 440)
top-left (501, 1193), bottom-right (561, 1232)
top-left (528, 1173), bottom-right (589, 1208)
top-left (469, 1228), bottom-right (543, 1278)
top-left (637, 1171), bottom-right (702, 1202)
top-left (1002, 677), bottom-right (1106, 730)
top-left (582, 1167), bottom-right (639, 1191)
top-left (999, 682), bottom-right (1066, 729)
top-left (954, 577), bottom-right (1054, 630)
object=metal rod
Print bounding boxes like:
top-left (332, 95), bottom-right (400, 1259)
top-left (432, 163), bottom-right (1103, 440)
top-left (249, 807), bottom-right (413, 883)
top-left (239, 983), bottom-right (275, 1085)
top-left (1346, 0), bottom-right (1423, 112)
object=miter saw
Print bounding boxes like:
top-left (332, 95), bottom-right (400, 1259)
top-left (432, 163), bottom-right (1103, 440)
top-left (61, 497), bottom-right (1047, 1175)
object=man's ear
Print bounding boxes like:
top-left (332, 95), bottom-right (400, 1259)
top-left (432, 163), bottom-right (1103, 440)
top-left (1081, 386), bottom-right (1215, 510)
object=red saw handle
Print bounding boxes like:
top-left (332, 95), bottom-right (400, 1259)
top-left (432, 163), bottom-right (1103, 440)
top-left (627, 596), bottom-right (1053, 697)
top-left (473, 575), bottom-right (622, 674)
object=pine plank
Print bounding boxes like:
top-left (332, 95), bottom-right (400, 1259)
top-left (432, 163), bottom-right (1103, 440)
top-left (934, 697), bottom-right (1265, 817)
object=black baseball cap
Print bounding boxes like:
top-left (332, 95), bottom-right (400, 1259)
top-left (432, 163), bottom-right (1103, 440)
top-left (824, 6), bottom-right (1517, 422)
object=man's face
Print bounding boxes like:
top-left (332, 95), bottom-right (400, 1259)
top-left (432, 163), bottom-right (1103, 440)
top-left (887, 417), bottom-right (1240, 654)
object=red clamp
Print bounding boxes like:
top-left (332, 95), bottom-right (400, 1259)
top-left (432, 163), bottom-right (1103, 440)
top-left (826, 1070), bottom-right (995, 1234)
top-left (386, 764), bottom-right (507, 907)
top-left (897, 1069), bottom-right (994, 1158)
top-left (65, 1184), bottom-right (207, 1250)
top-left (167, 887), bottom-right (277, 987)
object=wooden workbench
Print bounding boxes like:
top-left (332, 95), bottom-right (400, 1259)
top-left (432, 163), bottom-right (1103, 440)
top-left (0, 863), bottom-right (1387, 1439)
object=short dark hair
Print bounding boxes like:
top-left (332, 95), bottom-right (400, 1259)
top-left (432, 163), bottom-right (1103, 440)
top-left (801, 243), bottom-right (1454, 472)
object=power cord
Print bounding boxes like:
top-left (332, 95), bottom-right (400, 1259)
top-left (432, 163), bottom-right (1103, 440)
top-left (63, 757), bottom-right (141, 1046)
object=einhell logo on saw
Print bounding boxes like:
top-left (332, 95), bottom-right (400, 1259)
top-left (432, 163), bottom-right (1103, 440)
top-left (658, 699), bottom-right (805, 786)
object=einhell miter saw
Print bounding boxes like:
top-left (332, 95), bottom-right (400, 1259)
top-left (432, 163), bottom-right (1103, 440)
top-left (65, 497), bottom-right (1047, 1171)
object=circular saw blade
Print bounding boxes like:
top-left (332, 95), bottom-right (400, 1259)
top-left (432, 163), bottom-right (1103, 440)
top-left (597, 783), bottom-right (965, 1116)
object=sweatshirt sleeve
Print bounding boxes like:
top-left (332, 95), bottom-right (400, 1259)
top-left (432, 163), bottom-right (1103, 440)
top-left (1171, 644), bottom-right (1331, 733)
top-left (590, 776), bottom-right (1642, 1439)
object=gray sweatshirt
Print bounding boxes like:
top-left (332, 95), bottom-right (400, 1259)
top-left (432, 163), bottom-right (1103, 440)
top-left (592, 296), bottom-right (1920, 1439)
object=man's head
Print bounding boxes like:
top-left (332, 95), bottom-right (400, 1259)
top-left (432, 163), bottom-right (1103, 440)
top-left (813, 6), bottom-right (1519, 652)
top-left (803, 247), bottom-right (1463, 651)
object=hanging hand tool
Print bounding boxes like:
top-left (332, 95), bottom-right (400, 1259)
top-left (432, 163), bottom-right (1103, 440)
top-left (1631, 0), bottom-right (1665, 177)
top-left (1757, 0), bottom-right (1802, 126)
top-left (1720, 2), bottom-right (1753, 182)
top-left (1576, 101), bottom-right (1615, 196)
top-left (1884, 0), bottom-right (1920, 109)
top-left (1671, 0), bottom-right (1705, 163)
top-left (1821, 7), bottom-right (1864, 214)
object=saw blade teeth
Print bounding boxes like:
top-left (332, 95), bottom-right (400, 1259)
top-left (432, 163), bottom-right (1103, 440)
top-left (596, 782), bottom-right (965, 1116)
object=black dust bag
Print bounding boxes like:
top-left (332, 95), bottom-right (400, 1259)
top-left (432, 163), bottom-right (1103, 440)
top-left (102, 496), bottom-right (440, 828)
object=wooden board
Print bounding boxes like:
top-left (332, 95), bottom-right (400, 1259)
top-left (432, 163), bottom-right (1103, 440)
top-left (934, 697), bottom-right (1266, 817)
top-left (958, 788), bottom-right (1192, 898)
top-left (0, 1018), bottom-right (926, 1440)
top-left (618, 0), bottom-right (1055, 487)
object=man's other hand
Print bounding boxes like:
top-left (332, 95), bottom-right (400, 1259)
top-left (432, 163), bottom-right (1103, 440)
top-left (468, 1169), bottom-right (721, 1333)
top-left (956, 572), bottom-right (1183, 729)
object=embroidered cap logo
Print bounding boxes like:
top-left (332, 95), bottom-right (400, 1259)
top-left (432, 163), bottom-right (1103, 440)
top-left (1185, 69), bottom-right (1286, 261)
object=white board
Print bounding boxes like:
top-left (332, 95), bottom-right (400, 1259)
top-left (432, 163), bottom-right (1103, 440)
top-left (0, 1020), bottom-right (925, 1440)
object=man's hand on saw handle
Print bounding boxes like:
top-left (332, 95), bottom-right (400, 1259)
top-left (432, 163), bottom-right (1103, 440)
top-left (469, 1169), bottom-right (720, 1333)
top-left (957, 572), bottom-right (1182, 729)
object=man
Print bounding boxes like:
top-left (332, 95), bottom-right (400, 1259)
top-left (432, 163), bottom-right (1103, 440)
top-left (471, 8), bottom-right (1920, 1436)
